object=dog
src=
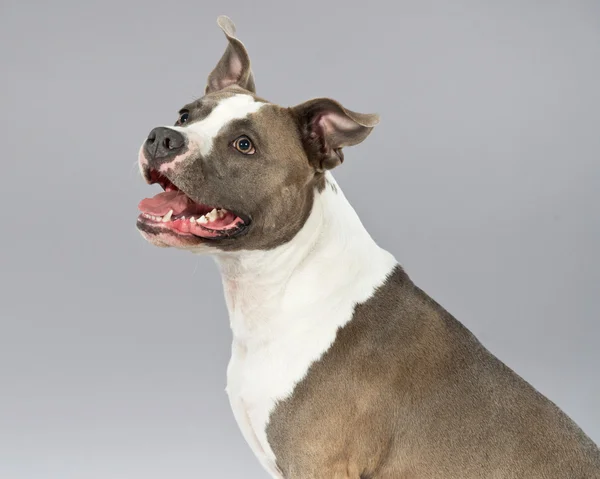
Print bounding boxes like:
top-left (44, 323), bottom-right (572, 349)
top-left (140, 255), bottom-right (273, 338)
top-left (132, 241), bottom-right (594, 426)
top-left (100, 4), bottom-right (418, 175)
top-left (136, 15), bottom-right (600, 479)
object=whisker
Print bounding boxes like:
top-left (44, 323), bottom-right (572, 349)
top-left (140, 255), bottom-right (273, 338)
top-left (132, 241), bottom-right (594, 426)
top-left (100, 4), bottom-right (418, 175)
top-left (191, 257), bottom-right (201, 276)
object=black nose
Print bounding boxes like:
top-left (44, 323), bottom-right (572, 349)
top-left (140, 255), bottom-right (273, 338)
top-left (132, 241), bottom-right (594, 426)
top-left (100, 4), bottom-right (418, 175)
top-left (144, 127), bottom-right (186, 162)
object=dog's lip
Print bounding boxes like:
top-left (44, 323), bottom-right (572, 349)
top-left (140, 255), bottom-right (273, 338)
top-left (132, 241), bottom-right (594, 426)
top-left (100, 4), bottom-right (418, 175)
top-left (142, 166), bottom-right (175, 190)
top-left (137, 213), bottom-right (251, 240)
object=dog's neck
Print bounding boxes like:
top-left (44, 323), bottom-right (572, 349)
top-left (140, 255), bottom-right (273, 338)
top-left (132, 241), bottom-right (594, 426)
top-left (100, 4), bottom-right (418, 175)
top-left (213, 173), bottom-right (397, 344)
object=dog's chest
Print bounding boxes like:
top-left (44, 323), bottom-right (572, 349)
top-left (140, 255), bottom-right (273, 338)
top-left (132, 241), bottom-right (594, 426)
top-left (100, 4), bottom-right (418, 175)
top-left (217, 187), bottom-right (399, 477)
top-left (225, 307), bottom-right (346, 478)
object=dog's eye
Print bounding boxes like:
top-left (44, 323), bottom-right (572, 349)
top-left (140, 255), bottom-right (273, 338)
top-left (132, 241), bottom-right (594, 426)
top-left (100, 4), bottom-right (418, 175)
top-left (176, 111), bottom-right (189, 126)
top-left (233, 136), bottom-right (255, 155)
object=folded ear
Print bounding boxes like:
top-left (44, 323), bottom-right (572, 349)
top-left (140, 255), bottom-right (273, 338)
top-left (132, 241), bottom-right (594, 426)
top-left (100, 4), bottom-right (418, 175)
top-left (291, 98), bottom-right (379, 171)
top-left (205, 16), bottom-right (256, 94)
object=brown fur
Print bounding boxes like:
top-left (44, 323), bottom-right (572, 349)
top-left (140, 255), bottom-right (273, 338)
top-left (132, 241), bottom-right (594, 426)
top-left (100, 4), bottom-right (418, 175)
top-left (165, 96), bottom-right (322, 252)
top-left (138, 34), bottom-right (377, 253)
top-left (267, 266), bottom-right (600, 478)
top-left (138, 16), bottom-right (600, 478)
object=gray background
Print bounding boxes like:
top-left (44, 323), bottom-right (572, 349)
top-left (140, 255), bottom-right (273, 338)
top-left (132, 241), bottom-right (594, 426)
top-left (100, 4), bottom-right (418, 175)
top-left (1, 0), bottom-right (598, 477)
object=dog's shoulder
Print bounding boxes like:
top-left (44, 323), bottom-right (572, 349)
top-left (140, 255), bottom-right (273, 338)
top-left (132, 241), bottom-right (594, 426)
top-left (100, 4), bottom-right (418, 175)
top-left (266, 265), bottom-right (600, 478)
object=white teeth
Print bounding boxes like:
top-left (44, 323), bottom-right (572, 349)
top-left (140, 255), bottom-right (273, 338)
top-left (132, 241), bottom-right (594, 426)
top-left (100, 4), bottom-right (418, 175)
top-left (198, 215), bottom-right (208, 224)
top-left (143, 213), bottom-right (165, 222)
top-left (206, 208), bottom-right (218, 222)
top-left (190, 216), bottom-right (196, 223)
top-left (217, 209), bottom-right (226, 219)
top-left (162, 210), bottom-right (173, 222)
top-left (181, 216), bottom-right (186, 220)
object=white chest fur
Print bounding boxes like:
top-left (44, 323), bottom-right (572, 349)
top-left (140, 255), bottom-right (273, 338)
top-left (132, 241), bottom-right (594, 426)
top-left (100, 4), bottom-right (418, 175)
top-left (215, 175), bottom-right (397, 478)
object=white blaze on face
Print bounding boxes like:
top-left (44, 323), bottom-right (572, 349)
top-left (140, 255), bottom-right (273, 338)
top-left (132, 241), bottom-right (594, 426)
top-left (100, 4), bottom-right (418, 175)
top-left (138, 94), bottom-right (265, 175)
top-left (185, 94), bottom-right (265, 156)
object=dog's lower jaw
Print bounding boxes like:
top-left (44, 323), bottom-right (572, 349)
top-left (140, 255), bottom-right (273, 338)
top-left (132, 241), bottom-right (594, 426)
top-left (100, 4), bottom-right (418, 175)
top-left (216, 172), bottom-right (398, 478)
top-left (137, 229), bottom-right (170, 248)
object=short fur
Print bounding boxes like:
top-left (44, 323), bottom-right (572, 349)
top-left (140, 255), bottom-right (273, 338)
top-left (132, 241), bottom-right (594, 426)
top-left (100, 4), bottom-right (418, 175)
top-left (136, 15), bottom-right (600, 479)
top-left (268, 265), bottom-right (600, 478)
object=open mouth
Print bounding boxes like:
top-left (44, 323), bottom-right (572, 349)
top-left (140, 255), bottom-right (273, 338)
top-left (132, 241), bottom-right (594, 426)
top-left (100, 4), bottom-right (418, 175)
top-left (137, 169), bottom-right (249, 239)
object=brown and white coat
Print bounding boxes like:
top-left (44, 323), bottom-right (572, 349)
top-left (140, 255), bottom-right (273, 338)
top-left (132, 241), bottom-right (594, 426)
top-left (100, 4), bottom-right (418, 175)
top-left (136, 16), bottom-right (600, 479)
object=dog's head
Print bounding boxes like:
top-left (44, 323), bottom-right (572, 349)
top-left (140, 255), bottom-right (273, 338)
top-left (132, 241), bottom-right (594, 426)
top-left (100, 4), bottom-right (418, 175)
top-left (137, 16), bottom-right (379, 252)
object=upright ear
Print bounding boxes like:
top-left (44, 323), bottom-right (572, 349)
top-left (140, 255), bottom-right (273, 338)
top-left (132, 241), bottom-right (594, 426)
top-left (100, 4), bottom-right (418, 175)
top-left (291, 98), bottom-right (379, 171)
top-left (205, 15), bottom-right (256, 94)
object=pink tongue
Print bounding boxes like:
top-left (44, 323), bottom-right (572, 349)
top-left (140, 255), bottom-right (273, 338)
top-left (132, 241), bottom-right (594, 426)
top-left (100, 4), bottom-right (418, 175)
top-left (138, 191), bottom-right (191, 216)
